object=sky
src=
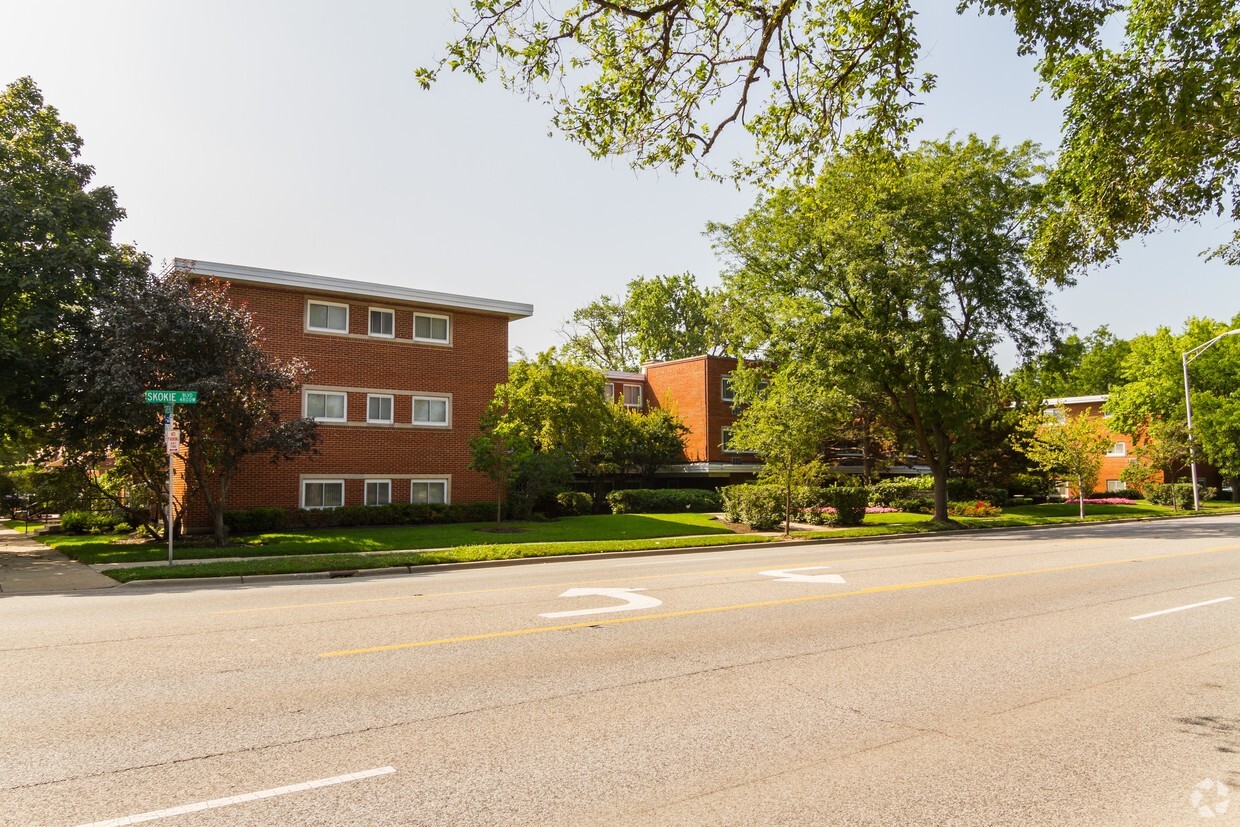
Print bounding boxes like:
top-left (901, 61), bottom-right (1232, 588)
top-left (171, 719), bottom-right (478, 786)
top-left (4, 2), bottom-right (1238, 371)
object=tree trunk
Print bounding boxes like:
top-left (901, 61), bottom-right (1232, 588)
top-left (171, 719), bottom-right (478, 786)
top-left (784, 459), bottom-right (793, 538)
top-left (1077, 474), bottom-right (1085, 520)
top-left (931, 463), bottom-right (949, 523)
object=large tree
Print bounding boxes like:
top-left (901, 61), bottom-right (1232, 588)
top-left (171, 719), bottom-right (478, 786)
top-left (421, 1), bottom-right (1235, 274)
top-left (57, 274), bottom-right (318, 545)
top-left (1007, 325), bottom-right (1131, 403)
top-left (1106, 314), bottom-right (1240, 497)
top-left (714, 136), bottom-right (1058, 522)
top-left (560, 273), bottom-right (722, 371)
top-left (0, 76), bottom-right (147, 443)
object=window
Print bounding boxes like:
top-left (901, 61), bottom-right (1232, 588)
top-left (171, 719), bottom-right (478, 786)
top-left (368, 308), bottom-right (395, 338)
top-left (307, 300), bottom-right (348, 333)
top-left (365, 480), bottom-right (391, 506)
top-left (1105, 479), bottom-right (1124, 492)
top-left (1106, 442), bottom-right (1127, 457)
top-left (603, 382), bottom-right (615, 401)
top-left (721, 376), bottom-right (735, 403)
top-left (302, 480), bottom-right (344, 509)
top-left (413, 396), bottom-right (449, 425)
top-left (367, 394), bottom-right (394, 424)
top-left (413, 313), bottom-right (450, 343)
top-left (306, 391), bottom-right (347, 422)
top-left (411, 480), bottom-right (448, 504)
top-left (722, 426), bottom-right (741, 453)
top-left (622, 384), bottom-right (643, 408)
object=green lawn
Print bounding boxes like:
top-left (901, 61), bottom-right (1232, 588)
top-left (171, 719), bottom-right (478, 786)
top-left (794, 500), bottom-right (1240, 539)
top-left (2, 519), bottom-right (43, 533)
top-left (101, 533), bottom-right (775, 582)
top-left (42, 512), bottom-right (739, 565)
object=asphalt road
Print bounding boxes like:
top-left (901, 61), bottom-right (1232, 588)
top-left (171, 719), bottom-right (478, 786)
top-left (2, 517), bottom-right (1238, 826)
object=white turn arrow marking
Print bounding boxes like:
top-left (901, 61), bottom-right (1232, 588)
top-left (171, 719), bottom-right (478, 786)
top-left (539, 588), bottom-right (663, 618)
top-left (760, 567), bottom-right (847, 584)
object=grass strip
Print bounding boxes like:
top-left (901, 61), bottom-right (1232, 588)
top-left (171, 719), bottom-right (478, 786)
top-left (104, 534), bottom-right (775, 582)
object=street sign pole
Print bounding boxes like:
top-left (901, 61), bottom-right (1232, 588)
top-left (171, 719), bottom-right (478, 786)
top-left (145, 391), bottom-right (199, 565)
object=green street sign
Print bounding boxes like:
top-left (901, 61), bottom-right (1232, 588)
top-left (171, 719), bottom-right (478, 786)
top-left (144, 390), bottom-right (198, 404)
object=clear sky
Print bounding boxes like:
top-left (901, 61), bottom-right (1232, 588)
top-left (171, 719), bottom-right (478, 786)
top-left (4, 2), bottom-right (1237, 369)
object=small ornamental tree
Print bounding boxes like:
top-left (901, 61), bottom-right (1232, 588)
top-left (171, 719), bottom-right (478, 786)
top-left (1020, 407), bottom-right (1112, 520)
top-left (58, 273), bottom-right (318, 545)
top-left (727, 367), bottom-right (849, 536)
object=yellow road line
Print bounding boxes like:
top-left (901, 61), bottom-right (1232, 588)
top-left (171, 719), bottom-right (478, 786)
top-left (318, 544), bottom-right (1240, 658)
top-left (218, 537), bottom-right (1120, 615)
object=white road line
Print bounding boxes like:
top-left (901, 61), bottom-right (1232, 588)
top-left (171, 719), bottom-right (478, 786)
top-left (76, 766), bottom-right (396, 827)
top-left (1129, 596), bottom-right (1234, 621)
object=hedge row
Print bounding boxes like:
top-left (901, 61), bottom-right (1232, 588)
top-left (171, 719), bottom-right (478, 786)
top-left (605, 488), bottom-right (722, 514)
top-left (1143, 483), bottom-right (1217, 509)
top-left (59, 510), bottom-right (132, 535)
top-left (223, 501), bottom-right (501, 534)
top-left (721, 484), bottom-right (869, 530)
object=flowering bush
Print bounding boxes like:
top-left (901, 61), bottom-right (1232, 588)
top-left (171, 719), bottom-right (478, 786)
top-left (1070, 497), bottom-right (1136, 505)
top-left (947, 500), bottom-right (1003, 518)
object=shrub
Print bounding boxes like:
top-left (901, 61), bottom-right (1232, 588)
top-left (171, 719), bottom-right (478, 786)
top-left (555, 491), bottom-right (593, 516)
top-left (60, 510), bottom-right (127, 535)
top-left (291, 501), bottom-right (501, 529)
top-left (224, 507), bottom-right (288, 534)
top-left (948, 500), bottom-right (1003, 517)
top-left (891, 498), bottom-right (933, 514)
top-left (1006, 473), bottom-right (1057, 499)
top-left (1098, 487), bottom-right (1142, 501)
top-left (113, 522), bottom-right (133, 534)
top-left (1143, 483), bottom-right (1215, 509)
top-left (605, 488), bottom-right (722, 514)
top-left (719, 484), bottom-right (783, 530)
top-left (869, 477), bottom-right (933, 506)
top-left (1005, 496), bottom-right (1033, 507)
top-left (946, 477), bottom-right (981, 501)
top-left (975, 487), bottom-right (1008, 506)
top-left (819, 486), bottom-right (869, 527)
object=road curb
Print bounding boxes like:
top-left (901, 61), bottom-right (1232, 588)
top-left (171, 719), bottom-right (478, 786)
top-left (110, 510), bottom-right (1235, 589)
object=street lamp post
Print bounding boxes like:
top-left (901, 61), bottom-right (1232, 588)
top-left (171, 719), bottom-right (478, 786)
top-left (1182, 329), bottom-right (1240, 511)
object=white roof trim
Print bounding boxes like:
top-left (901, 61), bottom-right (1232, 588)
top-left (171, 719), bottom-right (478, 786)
top-left (166, 259), bottom-right (533, 320)
top-left (603, 370), bottom-right (646, 382)
top-left (1043, 395), bottom-right (1109, 406)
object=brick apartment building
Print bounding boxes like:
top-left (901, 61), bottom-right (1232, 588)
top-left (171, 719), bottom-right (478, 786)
top-left (603, 355), bottom-right (764, 485)
top-left (172, 260), bottom-right (531, 527)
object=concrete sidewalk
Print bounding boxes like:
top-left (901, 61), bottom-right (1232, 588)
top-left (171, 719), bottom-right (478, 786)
top-left (0, 527), bottom-right (117, 594)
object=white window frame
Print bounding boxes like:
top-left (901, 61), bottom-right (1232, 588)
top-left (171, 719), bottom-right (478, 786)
top-left (364, 479), bottom-right (392, 507)
top-left (603, 382), bottom-right (615, 401)
top-left (411, 395), bottom-right (450, 427)
top-left (410, 479), bottom-right (449, 505)
top-left (368, 307), bottom-right (395, 338)
top-left (1105, 479), bottom-right (1124, 492)
top-left (721, 426), bottom-right (741, 454)
top-left (366, 393), bottom-right (394, 424)
top-left (306, 299), bottom-right (349, 334)
top-left (1106, 441), bottom-right (1127, 457)
top-left (301, 479), bottom-right (345, 509)
top-left (413, 312), bottom-right (451, 344)
top-left (721, 375), bottom-right (735, 404)
top-left (305, 390), bottom-right (348, 423)
top-left (622, 384), bottom-right (643, 409)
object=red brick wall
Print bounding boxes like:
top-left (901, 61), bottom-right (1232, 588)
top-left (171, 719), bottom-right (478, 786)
top-left (184, 279), bottom-right (511, 528)
top-left (1060, 402), bottom-right (1159, 492)
top-left (644, 355), bottom-right (755, 463)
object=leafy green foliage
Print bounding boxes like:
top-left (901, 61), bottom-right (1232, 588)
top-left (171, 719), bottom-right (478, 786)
top-left (605, 488), bottom-right (721, 514)
top-left (56, 273), bottom-right (318, 545)
top-left (222, 508), bottom-right (288, 534)
top-left (554, 491), bottom-right (593, 516)
top-left (560, 273), bottom-right (721, 371)
top-left (0, 77), bottom-right (148, 439)
top-left (1007, 326), bottom-right (1131, 402)
top-left (716, 136), bottom-right (1057, 522)
top-left (719, 484), bottom-right (784, 531)
top-left (1019, 406), bottom-right (1112, 519)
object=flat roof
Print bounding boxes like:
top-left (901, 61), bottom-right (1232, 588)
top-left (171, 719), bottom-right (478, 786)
top-left (167, 259), bottom-right (533, 320)
top-left (1044, 395), bottom-right (1108, 406)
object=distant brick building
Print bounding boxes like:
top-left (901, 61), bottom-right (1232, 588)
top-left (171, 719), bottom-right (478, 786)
top-left (171, 260), bottom-right (531, 528)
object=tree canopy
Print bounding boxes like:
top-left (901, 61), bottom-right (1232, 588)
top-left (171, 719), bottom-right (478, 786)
top-left (57, 274), bottom-right (318, 545)
top-left (1020, 405), bottom-right (1112, 519)
top-left (422, 1), bottom-right (1237, 273)
top-left (715, 136), bottom-right (1057, 522)
top-left (0, 76), bottom-right (147, 444)
top-left (560, 273), bottom-right (721, 371)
